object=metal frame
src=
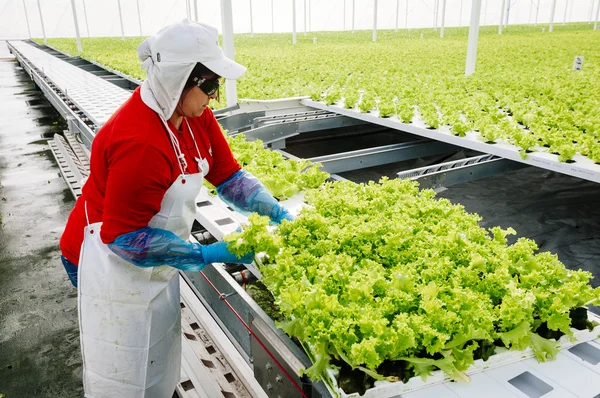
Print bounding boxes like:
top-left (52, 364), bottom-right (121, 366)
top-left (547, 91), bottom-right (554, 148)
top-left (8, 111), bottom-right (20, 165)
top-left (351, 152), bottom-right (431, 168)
top-left (310, 139), bottom-right (455, 174)
top-left (303, 99), bottom-right (600, 184)
top-left (397, 154), bottom-right (527, 189)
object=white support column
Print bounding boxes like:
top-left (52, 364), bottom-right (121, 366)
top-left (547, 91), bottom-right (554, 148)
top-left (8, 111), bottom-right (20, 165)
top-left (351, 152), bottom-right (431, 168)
top-left (465, 0), bottom-right (482, 76)
top-left (529, 0), bottom-right (533, 24)
top-left (271, 0), bottom-right (274, 33)
top-left (136, 0), bottom-right (142, 36)
top-left (595, 0), bottom-right (600, 29)
top-left (395, 0), bottom-right (399, 31)
top-left (459, 0), bottom-right (463, 26)
top-left (250, 0), bottom-right (254, 37)
top-left (499, 0), bottom-right (506, 34)
top-left (549, 0), bottom-right (557, 32)
top-left (36, 0), bottom-right (47, 45)
top-left (344, 0), bottom-right (346, 30)
top-left (185, 0), bottom-right (190, 20)
top-left (221, 0), bottom-right (238, 106)
top-left (194, 0), bottom-right (198, 21)
top-left (504, 0), bottom-right (510, 26)
top-left (308, 0), bottom-right (311, 32)
top-left (292, 0), bottom-right (297, 44)
top-left (22, 0), bottom-right (32, 39)
top-left (373, 0), bottom-right (378, 42)
top-left (304, 0), bottom-right (307, 35)
top-left (70, 0), bottom-right (82, 55)
top-left (535, 0), bottom-right (540, 26)
top-left (117, 0), bottom-right (125, 40)
top-left (352, 0), bottom-right (355, 33)
top-left (563, 0), bottom-right (568, 24)
top-left (440, 0), bottom-right (446, 37)
top-left (433, 0), bottom-right (439, 31)
top-left (589, 0), bottom-right (595, 23)
top-left (405, 0), bottom-right (408, 29)
top-left (82, 0), bottom-right (91, 37)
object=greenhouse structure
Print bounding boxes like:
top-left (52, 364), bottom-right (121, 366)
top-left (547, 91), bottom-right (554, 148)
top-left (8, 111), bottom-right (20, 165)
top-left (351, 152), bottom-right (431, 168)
top-left (1, 0), bottom-right (600, 397)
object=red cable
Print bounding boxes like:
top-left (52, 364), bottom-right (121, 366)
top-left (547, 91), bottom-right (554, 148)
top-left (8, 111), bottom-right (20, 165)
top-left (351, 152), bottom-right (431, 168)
top-left (200, 271), bottom-right (309, 398)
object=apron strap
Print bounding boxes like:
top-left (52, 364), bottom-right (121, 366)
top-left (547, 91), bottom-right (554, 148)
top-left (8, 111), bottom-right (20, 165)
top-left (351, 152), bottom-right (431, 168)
top-left (84, 200), bottom-right (91, 227)
top-left (183, 118), bottom-right (202, 162)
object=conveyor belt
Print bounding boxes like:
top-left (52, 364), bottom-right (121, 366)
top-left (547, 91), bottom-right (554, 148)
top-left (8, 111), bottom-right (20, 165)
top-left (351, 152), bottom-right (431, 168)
top-left (9, 40), bottom-right (130, 127)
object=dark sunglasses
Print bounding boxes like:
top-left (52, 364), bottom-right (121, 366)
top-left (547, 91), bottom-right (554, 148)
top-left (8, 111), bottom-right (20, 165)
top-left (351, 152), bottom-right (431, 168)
top-left (195, 76), bottom-right (222, 99)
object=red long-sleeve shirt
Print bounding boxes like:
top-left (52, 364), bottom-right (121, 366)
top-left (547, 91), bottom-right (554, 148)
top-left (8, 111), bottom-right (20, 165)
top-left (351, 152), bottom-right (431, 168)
top-left (60, 87), bottom-right (240, 266)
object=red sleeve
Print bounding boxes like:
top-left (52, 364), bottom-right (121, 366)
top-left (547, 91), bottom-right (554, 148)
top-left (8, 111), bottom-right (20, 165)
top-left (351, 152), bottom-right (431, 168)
top-left (100, 140), bottom-right (174, 244)
top-left (203, 108), bottom-right (241, 187)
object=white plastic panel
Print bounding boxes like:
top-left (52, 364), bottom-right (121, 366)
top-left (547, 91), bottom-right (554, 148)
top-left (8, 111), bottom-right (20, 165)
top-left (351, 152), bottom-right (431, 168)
top-left (9, 40), bottom-right (131, 126)
top-left (401, 384), bottom-right (459, 398)
top-left (524, 351), bottom-right (600, 397)
top-left (484, 361), bottom-right (576, 398)
top-left (444, 372), bottom-right (519, 398)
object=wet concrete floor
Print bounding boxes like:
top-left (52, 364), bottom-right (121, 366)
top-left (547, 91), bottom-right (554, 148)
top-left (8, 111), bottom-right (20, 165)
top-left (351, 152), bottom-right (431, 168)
top-left (0, 42), bottom-right (83, 397)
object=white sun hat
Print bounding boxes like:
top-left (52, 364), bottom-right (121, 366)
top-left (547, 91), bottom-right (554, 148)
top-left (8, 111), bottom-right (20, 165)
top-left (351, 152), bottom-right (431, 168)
top-left (138, 19), bottom-right (246, 120)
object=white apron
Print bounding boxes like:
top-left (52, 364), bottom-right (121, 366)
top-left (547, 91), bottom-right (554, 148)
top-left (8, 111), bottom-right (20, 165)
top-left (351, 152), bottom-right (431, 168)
top-left (78, 118), bottom-right (207, 398)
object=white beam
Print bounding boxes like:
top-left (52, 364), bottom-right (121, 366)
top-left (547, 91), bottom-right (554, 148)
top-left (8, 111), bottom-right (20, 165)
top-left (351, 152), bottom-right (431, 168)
top-left (82, 0), bottom-right (91, 37)
top-left (22, 0), bottom-right (31, 39)
top-left (220, 0), bottom-right (238, 106)
top-left (70, 0), bottom-right (82, 55)
top-left (292, 0), bottom-right (297, 44)
top-left (563, 0), bottom-right (568, 24)
top-left (440, 0), bottom-right (446, 37)
top-left (117, 0), bottom-right (125, 40)
top-left (466, 0), bottom-right (482, 76)
top-left (549, 0), bottom-right (557, 32)
top-left (499, 0), bottom-right (506, 34)
top-left (308, 0), bottom-right (311, 32)
top-left (504, 0), bottom-right (510, 26)
top-left (373, 0), bottom-right (378, 42)
top-left (458, 0), bottom-right (463, 26)
top-left (352, 0), bottom-right (355, 33)
top-left (589, 0), bottom-right (595, 23)
top-left (194, 0), bottom-right (198, 21)
top-left (396, 0), bottom-right (399, 31)
top-left (433, 0), bottom-right (439, 30)
top-left (304, 0), bottom-right (307, 35)
top-left (136, 0), bottom-right (142, 36)
top-left (185, 0), bottom-right (190, 20)
top-left (535, 0), bottom-right (540, 26)
top-left (529, 0), bottom-right (533, 24)
top-left (250, 0), bottom-right (254, 37)
top-left (36, 0), bottom-right (47, 45)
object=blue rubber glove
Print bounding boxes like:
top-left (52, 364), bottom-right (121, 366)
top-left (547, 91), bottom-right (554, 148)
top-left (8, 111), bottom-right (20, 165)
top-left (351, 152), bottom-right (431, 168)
top-left (216, 170), bottom-right (294, 224)
top-left (200, 240), bottom-right (254, 265)
top-left (108, 226), bottom-right (253, 272)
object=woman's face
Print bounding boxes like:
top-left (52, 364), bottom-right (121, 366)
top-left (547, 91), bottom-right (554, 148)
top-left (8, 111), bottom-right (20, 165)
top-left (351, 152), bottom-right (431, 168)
top-left (179, 79), bottom-right (218, 118)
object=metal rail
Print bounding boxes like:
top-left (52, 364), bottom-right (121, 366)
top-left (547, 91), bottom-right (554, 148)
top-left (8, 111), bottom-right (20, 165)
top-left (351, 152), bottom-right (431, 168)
top-left (397, 153), bottom-right (527, 189)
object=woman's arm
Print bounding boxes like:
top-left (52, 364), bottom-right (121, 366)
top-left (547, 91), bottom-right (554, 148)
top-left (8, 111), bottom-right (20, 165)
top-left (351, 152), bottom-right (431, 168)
top-left (108, 226), bottom-right (253, 270)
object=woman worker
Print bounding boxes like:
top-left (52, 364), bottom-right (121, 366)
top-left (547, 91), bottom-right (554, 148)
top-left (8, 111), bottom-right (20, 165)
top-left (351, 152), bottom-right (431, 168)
top-left (59, 20), bottom-right (293, 397)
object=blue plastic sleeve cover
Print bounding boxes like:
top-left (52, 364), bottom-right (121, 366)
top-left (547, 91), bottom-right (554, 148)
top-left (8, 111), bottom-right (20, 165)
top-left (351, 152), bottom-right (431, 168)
top-left (216, 170), bottom-right (294, 224)
top-left (108, 226), bottom-right (253, 271)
